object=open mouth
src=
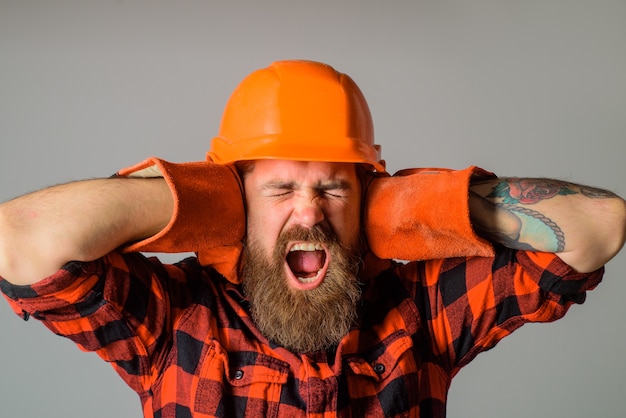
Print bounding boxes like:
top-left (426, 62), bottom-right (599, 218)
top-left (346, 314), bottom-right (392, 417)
top-left (285, 241), bottom-right (329, 290)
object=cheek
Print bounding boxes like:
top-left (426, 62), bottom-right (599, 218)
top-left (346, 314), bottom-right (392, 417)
top-left (330, 202), bottom-right (361, 245)
top-left (246, 206), bottom-right (285, 259)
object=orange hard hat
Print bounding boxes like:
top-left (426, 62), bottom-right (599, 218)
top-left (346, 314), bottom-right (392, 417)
top-left (207, 60), bottom-right (386, 173)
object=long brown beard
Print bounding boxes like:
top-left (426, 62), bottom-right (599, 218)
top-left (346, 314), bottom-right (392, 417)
top-left (242, 225), bottom-right (362, 354)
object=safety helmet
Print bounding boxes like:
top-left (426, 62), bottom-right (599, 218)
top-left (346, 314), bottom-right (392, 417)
top-left (207, 60), bottom-right (386, 173)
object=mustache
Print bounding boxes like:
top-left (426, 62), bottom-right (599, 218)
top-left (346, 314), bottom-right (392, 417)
top-left (275, 224), bottom-right (340, 252)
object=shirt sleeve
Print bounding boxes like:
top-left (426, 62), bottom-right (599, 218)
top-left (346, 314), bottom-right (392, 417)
top-left (0, 251), bottom-right (203, 394)
top-left (403, 246), bottom-right (604, 376)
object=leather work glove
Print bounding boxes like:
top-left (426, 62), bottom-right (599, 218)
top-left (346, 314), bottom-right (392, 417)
top-left (117, 158), bottom-right (245, 283)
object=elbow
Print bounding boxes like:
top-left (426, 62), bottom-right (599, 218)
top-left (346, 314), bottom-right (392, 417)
top-left (0, 206), bottom-right (66, 286)
top-left (557, 197), bottom-right (626, 273)
top-left (0, 207), bottom-right (20, 284)
top-left (586, 197), bottom-right (626, 271)
top-left (610, 197), bottom-right (626, 261)
top-left (603, 197), bottom-right (626, 264)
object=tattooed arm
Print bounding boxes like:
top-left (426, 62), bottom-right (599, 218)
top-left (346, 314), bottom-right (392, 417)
top-left (469, 178), bottom-right (626, 272)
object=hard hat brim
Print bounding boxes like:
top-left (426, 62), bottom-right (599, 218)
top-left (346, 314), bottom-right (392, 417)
top-left (208, 135), bottom-right (386, 173)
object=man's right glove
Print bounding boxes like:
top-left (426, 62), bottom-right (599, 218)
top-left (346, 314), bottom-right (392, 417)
top-left (117, 157), bottom-right (245, 283)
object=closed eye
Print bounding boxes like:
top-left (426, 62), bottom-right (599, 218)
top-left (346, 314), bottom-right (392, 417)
top-left (318, 182), bottom-right (352, 198)
top-left (262, 181), bottom-right (296, 198)
top-left (270, 190), bottom-right (293, 197)
top-left (322, 190), bottom-right (349, 198)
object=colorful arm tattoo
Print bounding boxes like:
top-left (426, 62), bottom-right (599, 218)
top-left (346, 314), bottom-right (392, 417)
top-left (476, 178), bottom-right (618, 252)
top-left (486, 178), bottom-right (577, 205)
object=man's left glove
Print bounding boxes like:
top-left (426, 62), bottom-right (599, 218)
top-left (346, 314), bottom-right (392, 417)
top-left (365, 166), bottom-right (495, 261)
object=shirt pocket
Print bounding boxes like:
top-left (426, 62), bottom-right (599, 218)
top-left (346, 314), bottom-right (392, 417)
top-left (193, 342), bottom-right (289, 418)
top-left (345, 333), bottom-right (420, 417)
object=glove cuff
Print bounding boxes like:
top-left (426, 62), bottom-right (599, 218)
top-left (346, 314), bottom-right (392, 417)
top-left (117, 158), bottom-right (245, 282)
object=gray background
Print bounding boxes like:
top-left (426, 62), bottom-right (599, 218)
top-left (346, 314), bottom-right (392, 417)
top-left (1, 1), bottom-right (624, 417)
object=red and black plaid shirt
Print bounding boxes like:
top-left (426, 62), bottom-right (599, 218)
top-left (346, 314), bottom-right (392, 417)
top-left (0, 247), bottom-right (602, 417)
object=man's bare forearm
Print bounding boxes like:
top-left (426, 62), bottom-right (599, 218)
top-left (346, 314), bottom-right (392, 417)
top-left (0, 177), bottom-right (173, 285)
top-left (469, 178), bottom-right (626, 272)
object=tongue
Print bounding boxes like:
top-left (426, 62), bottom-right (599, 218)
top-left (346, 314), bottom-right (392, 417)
top-left (287, 250), bottom-right (324, 277)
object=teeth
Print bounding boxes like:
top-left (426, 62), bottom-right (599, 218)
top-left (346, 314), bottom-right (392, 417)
top-left (297, 270), bottom-right (322, 283)
top-left (289, 242), bottom-right (324, 252)
top-left (288, 242), bottom-right (325, 283)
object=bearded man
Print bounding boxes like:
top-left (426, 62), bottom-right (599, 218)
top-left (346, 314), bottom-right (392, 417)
top-left (1, 60), bottom-right (624, 418)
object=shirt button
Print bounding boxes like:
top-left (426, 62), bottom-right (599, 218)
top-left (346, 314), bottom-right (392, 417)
top-left (373, 363), bottom-right (385, 375)
top-left (233, 370), bottom-right (244, 380)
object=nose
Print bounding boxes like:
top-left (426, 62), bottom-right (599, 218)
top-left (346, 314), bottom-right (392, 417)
top-left (291, 191), bottom-right (325, 229)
